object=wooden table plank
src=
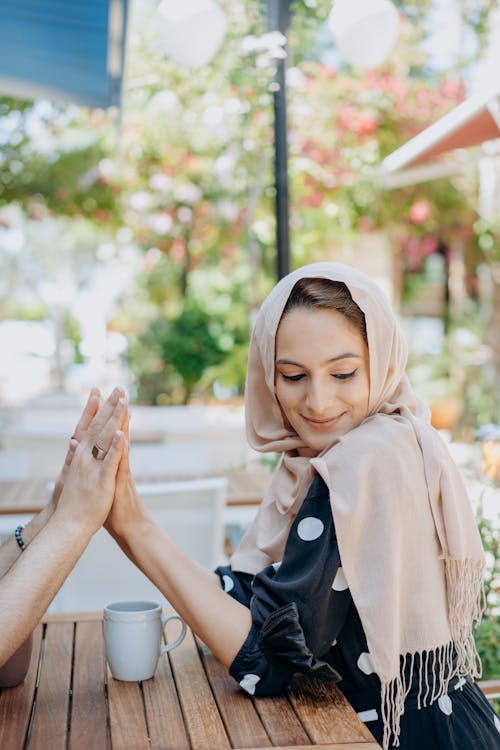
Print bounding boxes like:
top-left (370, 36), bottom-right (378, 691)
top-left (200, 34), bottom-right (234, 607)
top-left (70, 620), bottom-right (108, 750)
top-left (168, 629), bottom-right (231, 750)
top-left (0, 480), bottom-right (50, 514)
top-left (198, 639), bottom-right (272, 748)
top-left (29, 622), bottom-right (73, 750)
top-left (142, 634), bottom-right (190, 750)
top-left (0, 625), bottom-right (42, 750)
top-left (289, 678), bottom-right (375, 745)
top-left (107, 666), bottom-right (150, 750)
top-left (238, 745), bottom-right (380, 750)
top-left (0, 465), bottom-right (270, 515)
top-left (43, 610), bottom-right (104, 623)
top-left (254, 694), bottom-right (311, 747)
top-left (224, 467), bottom-right (271, 506)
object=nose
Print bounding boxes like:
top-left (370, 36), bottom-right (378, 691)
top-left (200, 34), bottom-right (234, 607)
top-left (305, 377), bottom-right (334, 416)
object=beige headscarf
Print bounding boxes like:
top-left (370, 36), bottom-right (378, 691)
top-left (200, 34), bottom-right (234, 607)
top-left (231, 262), bottom-right (485, 749)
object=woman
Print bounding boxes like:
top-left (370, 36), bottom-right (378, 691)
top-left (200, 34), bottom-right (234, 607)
top-left (107, 263), bottom-right (500, 749)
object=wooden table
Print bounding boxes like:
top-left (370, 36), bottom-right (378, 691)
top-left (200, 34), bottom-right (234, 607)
top-left (0, 466), bottom-right (271, 515)
top-left (0, 479), bottom-right (52, 515)
top-left (0, 612), bottom-right (380, 750)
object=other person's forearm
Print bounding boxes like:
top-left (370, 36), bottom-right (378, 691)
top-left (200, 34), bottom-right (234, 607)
top-left (0, 499), bottom-right (56, 579)
top-left (0, 389), bottom-right (126, 668)
top-left (0, 509), bottom-right (94, 666)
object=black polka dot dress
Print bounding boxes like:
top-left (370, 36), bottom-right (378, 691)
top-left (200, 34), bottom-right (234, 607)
top-left (215, 474), bottom-right (500, 749)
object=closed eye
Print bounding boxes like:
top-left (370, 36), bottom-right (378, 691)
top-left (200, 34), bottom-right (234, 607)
top-left (281, 373), bottom-right (305, 382)
top-left (333, 369), bottom-right (358, 380)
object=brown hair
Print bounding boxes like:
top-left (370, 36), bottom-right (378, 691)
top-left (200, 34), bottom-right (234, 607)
top-left (282, 277), bottom-right (367, 344)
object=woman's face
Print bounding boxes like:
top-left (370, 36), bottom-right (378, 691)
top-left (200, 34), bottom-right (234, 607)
top-left (275, 306), bottom-right (370, 456)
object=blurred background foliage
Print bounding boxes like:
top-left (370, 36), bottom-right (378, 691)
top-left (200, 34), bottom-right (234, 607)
top-left (475, 498), bottom-right (500, 701)
top-left (0, 0), bottom-right (499, 414)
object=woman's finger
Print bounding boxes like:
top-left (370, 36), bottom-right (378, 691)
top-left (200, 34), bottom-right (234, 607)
top-left (87, 387), bottom-right (125, 441)
top-left (125, 412), bottom-right (131, 443)
top-left (119, 419), bottom-right (131, 475)
top-left (102, 430), bottom-right (125, 474)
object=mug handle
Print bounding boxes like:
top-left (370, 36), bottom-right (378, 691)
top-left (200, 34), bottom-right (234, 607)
top-left (160, 613), bottom-right (187, 654)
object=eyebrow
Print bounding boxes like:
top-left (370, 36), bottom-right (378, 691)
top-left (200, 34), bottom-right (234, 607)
top-left (276, 353), bottom-right (362, 367)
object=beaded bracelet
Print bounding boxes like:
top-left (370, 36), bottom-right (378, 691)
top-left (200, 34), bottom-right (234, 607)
top-left (15, 525), bottom-right (27, 551)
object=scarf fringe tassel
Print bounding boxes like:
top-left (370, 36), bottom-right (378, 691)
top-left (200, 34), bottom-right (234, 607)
top-left (380, 558), bottom-right (485, 750)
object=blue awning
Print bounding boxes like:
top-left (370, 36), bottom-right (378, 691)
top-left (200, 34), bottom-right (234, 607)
top-left (0, 0), bottom-right (128, 108)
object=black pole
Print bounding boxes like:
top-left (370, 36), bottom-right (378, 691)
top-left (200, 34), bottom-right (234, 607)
top-left (266, 0), bottom-right (291, 280)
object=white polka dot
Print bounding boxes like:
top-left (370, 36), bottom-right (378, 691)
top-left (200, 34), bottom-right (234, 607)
top-left (222, 575), bottom-right (234, 593)
top-left (297, 517), bottom-right (324, 541)
top-left (357, 709), bottom-right (378, 723)
top-left (437, 695), bottom-right (453, 716)
top-left (453, 677), bottom-right (466, 691)
top-left (272, 561), bottom-right (282, 571)
top-left (357, 652), bottom-right (375, 675)
top-left (332, 567), bottom-right (349, 591)
top-left (494, 713), bottom-right (500, 733)
top-left (239, 673), bottom-right (260, 695)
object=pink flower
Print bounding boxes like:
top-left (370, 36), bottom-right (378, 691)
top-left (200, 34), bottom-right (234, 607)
top-left (302, 191), bottom-right (324, 208)
top-left (337, 105), bottom-right (358, 130)
top-left (354, 112), bottom-right (378, 135)
top-left (403, 237), bottom-right (424, 271)
top-left (308, 149), bottom-right (327, 164)
top-left (440, 79), bottom-right (465, 99)
top-left (357, 215), bottom-right (375, 232)
top-left (170, 238), bottom-right (186, 263)
top-left (56, 187), bottom-right (70, 201)
top-left (421, 235), bottom-right (438, 256)
top-left (409, 200), bottom-right (431, 225)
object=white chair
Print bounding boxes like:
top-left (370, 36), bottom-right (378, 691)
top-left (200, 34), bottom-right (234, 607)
top-left (1, 430), bottom-right (67, 479)
top-left (50, 476), bottom-right (228, 612)
top-left (136, 477), bottom-right (227, 568)
top-left (129, 442), bottom-right (210, 478)
top-left (0, 449), bottom-right (30, 481)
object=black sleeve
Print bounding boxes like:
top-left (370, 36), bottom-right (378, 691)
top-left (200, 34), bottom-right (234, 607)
top-left (216, 475), bottom-right (351, 697)
top-left (214, 565), bottom-right (254, 606)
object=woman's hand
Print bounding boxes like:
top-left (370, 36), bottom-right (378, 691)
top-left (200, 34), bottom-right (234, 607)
top-left (54, 393), bottom-right (129, 535)
top-left (105, 415), bottom-right (150, 545)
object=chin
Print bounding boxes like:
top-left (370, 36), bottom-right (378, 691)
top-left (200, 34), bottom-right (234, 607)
top-left (314, 432), bottom-right (345, 453)
top-left (304, 438), bottom-right (333, 455)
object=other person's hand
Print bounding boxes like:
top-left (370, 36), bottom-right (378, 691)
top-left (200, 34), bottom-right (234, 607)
top-left (54, 392), bottom-right (128, 535)
top-left (50, 387), bottom-right (101, 510)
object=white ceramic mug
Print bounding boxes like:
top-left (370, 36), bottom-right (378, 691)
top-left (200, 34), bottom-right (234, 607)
top-left (104, 600), bottom-right (187, 681)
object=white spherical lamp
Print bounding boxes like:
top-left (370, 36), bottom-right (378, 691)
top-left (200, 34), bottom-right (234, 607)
top-left (158, 0), bottom-right (227, 68)
top-left (328, 0), bottom-right (400, 69)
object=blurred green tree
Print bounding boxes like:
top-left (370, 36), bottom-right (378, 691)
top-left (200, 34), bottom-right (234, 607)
top-left (1, 0), bottom-right (498, 401)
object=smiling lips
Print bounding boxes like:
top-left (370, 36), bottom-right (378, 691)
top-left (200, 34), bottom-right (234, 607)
top-left (302, 413), bottom-right (345, 429)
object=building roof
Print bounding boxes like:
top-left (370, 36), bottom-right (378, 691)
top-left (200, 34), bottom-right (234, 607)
top-left (379, 84), bottom-right (500, 188)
